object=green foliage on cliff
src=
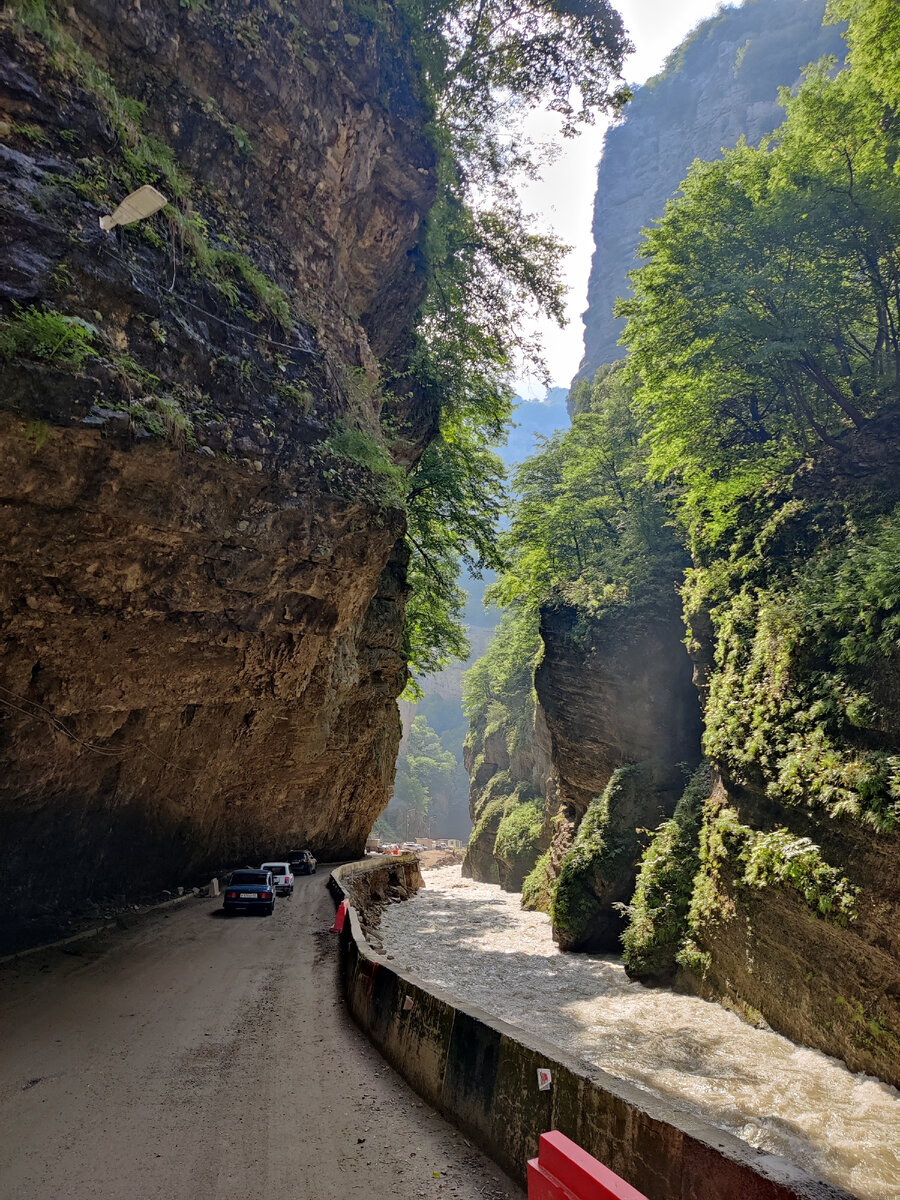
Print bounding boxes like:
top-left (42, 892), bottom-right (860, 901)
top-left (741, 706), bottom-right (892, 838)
top-left (616, 5), bottom-right (900, 831)
top-left (324, 423), bottom-right (407, 497)
top-left (621, 764), bottom-right (711, 982)
top-left (675, 796), bottom-right (860, 978)
top-left (695, 506), bottom-right (900, 832)
top-left (463, 794), bottom-right (504, 882)
top-left (551, 766), bottom-right (642, 948)
top-left (494, 796), bottom-right (543, 887)
top-left (743, 828), bottom-right (859, 923)
top-left (462, 605), bottom-right (541, 753)
top-left (0, 304), bottom-right (98, 371)
top-left (521, 850), bottom-right (554, 912)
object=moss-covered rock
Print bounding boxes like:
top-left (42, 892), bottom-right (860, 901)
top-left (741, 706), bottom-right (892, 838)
top-left (521, 850), bottom-right (554, 912)
top-left (494, 795), bottom-right (543, 891)
top-left (621, 764), bottom-right (711, 983)
top-left (551, 765), bottom-right (662, 951)
top-left (461, 797), bottom-right (503, 882)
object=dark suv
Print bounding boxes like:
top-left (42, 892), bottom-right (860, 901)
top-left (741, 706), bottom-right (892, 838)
top-left (288, 850), bottom-right (317, 876)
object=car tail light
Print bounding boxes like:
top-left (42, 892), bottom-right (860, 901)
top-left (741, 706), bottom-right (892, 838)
top-left (226, 891), bottom-right (236, 899)
top-left (262, 891), bottom-right (272, 900)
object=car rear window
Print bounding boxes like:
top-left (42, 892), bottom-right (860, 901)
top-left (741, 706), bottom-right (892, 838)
top-left (231, 871), bottom-right (268, 885)
top-left (262, 864), bottom-right (288, 874)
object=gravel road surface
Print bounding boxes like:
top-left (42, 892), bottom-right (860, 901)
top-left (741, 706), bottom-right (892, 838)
top-left (0, 873), bottom-right (524, 1200)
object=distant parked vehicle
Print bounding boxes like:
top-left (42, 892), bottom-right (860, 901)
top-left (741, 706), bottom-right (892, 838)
top-left (223, 870), bottom-right (275, 916)
top-left (288, 849), bottom-right (317, 876)
top-left (260, 862), bottom-right (294, 896)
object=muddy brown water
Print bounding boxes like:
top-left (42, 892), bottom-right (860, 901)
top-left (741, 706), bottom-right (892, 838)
top-left (379, 865), bottom-right (900, 1200)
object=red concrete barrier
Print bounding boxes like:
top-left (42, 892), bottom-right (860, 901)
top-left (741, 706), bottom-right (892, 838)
top-left (330, 899), bottom-right (348, 933)
top-left (528, 1131), bottom-right (648, 1200)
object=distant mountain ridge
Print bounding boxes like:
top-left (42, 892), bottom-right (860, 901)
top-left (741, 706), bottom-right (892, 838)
top-left (576, 0), bottom-right (845, 382)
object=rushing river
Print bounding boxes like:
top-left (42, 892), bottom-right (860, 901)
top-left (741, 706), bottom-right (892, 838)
top-left (378, 866), bottom-right (900, 1200)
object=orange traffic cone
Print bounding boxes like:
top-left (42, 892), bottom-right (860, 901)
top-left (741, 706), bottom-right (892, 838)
top-left (330, 899), bottom-right (348, 933)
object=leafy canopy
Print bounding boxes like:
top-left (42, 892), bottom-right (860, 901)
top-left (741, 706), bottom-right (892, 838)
top-left (397, 0), bottom-right (632, 684)
top-left (621, 52), bottom-right (900, 545)
top-left (489, 362), bottom-right (685, 618)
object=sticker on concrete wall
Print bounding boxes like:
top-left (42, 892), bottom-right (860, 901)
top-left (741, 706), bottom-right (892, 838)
top-left (403, 994), bottom-right (415, 1012)
top-left (537, 1068), bottom-right (552, 1091)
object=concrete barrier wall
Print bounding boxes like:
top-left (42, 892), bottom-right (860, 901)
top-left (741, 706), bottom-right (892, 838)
top-left (330, 861), bottom-right (853, 1200)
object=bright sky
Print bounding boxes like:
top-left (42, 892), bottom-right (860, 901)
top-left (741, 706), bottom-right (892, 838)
top-left (512, 0), bottom-right (729, 398)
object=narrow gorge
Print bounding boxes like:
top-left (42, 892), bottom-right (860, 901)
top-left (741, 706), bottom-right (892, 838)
top-left (2, 0), bottom-right (899, 1187)
top-left (462, 0), bottom-right (900, 1096)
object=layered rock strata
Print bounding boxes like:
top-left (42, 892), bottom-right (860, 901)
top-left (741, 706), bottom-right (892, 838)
top-left (536, 602), bottom-right (703, 820)
top-left (684, 781), bottom-right (900, 1088)
top-left (673, 417), bottom-right (900, 1087)
top-left (0, 0), bottom-right (435, 950)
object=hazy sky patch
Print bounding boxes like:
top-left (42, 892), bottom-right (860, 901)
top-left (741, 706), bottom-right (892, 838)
top-left (512, 0), bottom-right (729, 399)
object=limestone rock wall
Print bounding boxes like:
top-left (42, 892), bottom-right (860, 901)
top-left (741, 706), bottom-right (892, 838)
top-left (683, 782), bottom-right (900, 1088)
top-left (577, 0), bottom-right (844, 383)
top-left (674, 417), bottom-right (900, 1086)
top-left (0, 0), bottom-right (435, 951)
top-left (461, 702), bottom-right (556, 888)
top-left (535, 602), bottom-right (703, 820)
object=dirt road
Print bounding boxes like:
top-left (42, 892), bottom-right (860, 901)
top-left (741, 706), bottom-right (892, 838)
top-left (0, 873), bottom-right (524, 1200)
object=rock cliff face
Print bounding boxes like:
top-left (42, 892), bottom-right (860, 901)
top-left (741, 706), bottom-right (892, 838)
top-left (0, 0), bottom-right (435, 950)
top-left (531, 602), bottom-right (702, 944)
top-left (536, 602), bottom-right (702, 820)
top-left (462, 595), bottom-right (703, 920)
top-left (577, 0), bottom-right (844, 382)
top-left (685, 780), bottom-right (900, 1088)
top-left (672, 416), bottom-right (900, 1087)
top-left (461, 703), bottom-right (555, 888)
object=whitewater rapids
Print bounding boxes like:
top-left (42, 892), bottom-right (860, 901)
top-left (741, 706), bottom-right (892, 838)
top-left (378, 865), bottom-right (900, 1200)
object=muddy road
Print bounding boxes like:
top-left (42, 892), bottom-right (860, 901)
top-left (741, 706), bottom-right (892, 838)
top-left (0, 873), bottom-right (523, 1200)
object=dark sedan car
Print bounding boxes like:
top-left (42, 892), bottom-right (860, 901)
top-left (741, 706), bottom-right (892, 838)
top-left (223, 870), bottom-right (276, 916)
top-left (288, 850), bottom-right (317, 876)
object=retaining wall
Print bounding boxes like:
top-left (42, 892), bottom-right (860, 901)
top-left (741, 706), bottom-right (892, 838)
top-left (330, 860), bottom-right (853, 1200)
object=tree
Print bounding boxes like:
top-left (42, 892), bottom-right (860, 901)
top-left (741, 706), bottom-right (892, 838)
top-left (827, 0), bottom-right (900, 112)
top-left (403, 408), bottom-right (508, 684)
top-left (394, 0), bottom-right (632, 683)
top-left (403, 0), bottom-right (632, 162)
top-left (620, 57), bottom-right (900, 544)
top-left (489, 362), bottom-right (685, 615)
top-left (389, 715), bottom-right (459, 836)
